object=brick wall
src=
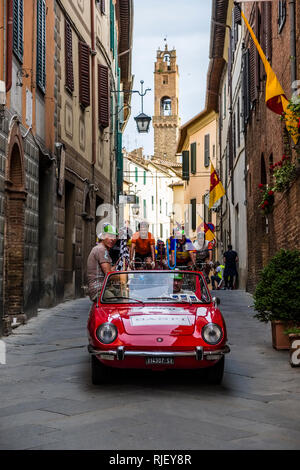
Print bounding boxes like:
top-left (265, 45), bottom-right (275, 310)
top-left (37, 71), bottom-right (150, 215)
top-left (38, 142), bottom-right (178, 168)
top-left (244, 2), bottom-right (300, 292)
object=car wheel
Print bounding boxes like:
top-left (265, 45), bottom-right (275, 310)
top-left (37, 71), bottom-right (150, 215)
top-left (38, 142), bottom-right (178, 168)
top-left (91, 355), bottom-right (113, 385)
top-left (206, 356), bottom-right (224, 385)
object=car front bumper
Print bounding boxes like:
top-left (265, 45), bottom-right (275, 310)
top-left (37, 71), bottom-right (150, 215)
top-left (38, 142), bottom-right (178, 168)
top-left (87, 344), bottom-right (230, 361)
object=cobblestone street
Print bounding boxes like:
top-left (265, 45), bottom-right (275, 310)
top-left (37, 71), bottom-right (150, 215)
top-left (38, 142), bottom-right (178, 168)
top-left (0, 291), bottom-right (299, 450)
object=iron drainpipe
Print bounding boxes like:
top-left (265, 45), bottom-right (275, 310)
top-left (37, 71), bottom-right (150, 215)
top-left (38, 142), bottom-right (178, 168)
top-left (289, 0), bottom-right (297, 93)
top-left (90, 0), bottom-right (96, 167)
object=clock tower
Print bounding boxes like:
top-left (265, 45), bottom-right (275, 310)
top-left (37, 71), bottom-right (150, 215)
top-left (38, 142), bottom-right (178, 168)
top-left (153, 44), bottom-right (180, 162)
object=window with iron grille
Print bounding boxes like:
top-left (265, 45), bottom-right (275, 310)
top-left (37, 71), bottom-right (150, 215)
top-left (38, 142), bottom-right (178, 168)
top-left (278, 1), bottom-right (286, 33)
top-left (65, 19), bottom-right (74, 93)
top-left (36, 0), bottom-right (46, 93)
top-left (96, 0), bottom-right (105, 14)
top-left (13, 0), bottom-right (23, 63)
top-left (79, 41), bottom-right (90, 108)
top-left (98, 64), bottom-right (109, 127)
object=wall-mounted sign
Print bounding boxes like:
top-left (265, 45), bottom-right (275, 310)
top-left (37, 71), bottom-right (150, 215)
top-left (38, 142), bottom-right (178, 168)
top-left (119, 194), bottom-right (137, 204)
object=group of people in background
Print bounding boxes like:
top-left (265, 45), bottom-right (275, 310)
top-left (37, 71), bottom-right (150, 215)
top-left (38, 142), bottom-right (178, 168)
top-left (86, 220), bottom-right (238, 301)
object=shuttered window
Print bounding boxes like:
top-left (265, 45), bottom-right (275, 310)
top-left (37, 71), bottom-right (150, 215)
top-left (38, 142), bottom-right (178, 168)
top-left (143, 171), bottom-right (146, 185)
top-left (182, 150), bottom-right (189, 181)
top-left (13, 0), bottom-right (23, 63)
top-left (249, 5), bottom-right (260, 104)
top-left (261, 2), bottom-right (272, 62)
top-left (242, 48), bottom-right (250, 126)
top-left (79, 41), bottom-right (90, 108)
top-left (228, 29), bottom-right (232, 88)
top-left (65, 20), bottom-right (74, 93)
top-left (135, 167), bottom-right (138, 182)
top-left (110, 0), bottom-right (115, 56)
top-left (36, 0), bottom-right (46, 93)
top-left (191, 199), bottom-right (196, 232)
top-left (204, 134), bottom-right (210, 168)
top-left (190, 142), bottom-right (196, 174)
top-left (98, 64), bottom-right (109, 128)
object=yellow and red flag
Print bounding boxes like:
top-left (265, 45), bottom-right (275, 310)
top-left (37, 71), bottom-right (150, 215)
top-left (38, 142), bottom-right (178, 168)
top-left (209, 163), bottom-right (225, 209)
top-left (240, 9), bottom-right (299, 144)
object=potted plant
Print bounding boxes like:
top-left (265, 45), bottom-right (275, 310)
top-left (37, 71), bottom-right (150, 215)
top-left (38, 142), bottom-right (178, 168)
top-left (258, 184), bottom-right (275, 215)
top-left (253, 249), bottom-right (300, 350)
top-left (284, 327), bottom-right (300, 367)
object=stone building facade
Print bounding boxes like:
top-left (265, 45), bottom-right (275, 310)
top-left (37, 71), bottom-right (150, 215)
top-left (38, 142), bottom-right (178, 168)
top-left (153, 44), bottom-right (180, 162)
top-left (0, 0), bottom-right (133, 336)
top-left (242, 1), bottom-right (300, 292)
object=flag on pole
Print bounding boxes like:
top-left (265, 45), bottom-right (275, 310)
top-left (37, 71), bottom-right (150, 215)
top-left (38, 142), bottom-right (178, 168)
top-left (239, 7), bottom-right (299, 144)
top-left (209, 163), bottom-right (225, 209)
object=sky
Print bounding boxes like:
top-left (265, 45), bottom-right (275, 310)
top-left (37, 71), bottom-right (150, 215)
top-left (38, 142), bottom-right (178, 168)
top-left (123, 0), bottom-right (213, 156)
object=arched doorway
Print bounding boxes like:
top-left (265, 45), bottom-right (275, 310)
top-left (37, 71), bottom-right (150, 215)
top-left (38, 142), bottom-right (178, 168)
top-left (4, 123), bottom-right (26, 333)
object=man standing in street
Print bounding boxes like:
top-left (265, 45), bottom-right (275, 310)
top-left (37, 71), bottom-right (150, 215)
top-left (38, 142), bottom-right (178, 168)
top-left (223, 244), bottom-right (238, 290)
top-left (87, 224), bottom-right (118, 301)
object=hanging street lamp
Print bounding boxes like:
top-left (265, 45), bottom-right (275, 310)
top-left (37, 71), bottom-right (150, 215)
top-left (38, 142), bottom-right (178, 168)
top-left (134, 80), bottom-right (152, 133)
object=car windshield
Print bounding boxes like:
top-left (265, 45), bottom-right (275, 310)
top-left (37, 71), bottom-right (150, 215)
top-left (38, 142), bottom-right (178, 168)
top-left (101, 271), bottom-right (211, 304)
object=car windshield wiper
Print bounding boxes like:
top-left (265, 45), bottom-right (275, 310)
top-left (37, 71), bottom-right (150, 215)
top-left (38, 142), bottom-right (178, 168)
top-left (147, 296), bottom-right (192, 304)
top-left (102, 296), bottom-right (144, 304)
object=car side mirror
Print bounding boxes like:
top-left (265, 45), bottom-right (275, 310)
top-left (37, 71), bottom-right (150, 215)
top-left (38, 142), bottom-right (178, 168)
top-left (212, 296), bottom-right (220, 306)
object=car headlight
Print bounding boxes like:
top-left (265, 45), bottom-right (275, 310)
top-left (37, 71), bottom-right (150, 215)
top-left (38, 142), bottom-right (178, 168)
top-left (96, 323), bottom-right (118, 344)
top-left (202, 323), bottom-right (223, 345)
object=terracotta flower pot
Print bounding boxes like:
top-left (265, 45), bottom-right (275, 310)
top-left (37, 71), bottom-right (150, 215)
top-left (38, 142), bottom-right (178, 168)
top-left (271, 321), bottom-right (290, 350)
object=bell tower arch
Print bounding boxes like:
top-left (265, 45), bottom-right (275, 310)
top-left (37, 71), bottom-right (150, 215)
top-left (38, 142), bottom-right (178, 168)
top-left (153, 44), bottom-right (180, 161)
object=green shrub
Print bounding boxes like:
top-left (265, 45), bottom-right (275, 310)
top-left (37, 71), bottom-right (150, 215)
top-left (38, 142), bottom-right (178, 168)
top-left (253, 249), bottom-right (300, 323)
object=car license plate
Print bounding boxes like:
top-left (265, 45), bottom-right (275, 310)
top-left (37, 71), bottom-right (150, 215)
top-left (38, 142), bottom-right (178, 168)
top-left (145, 357), bottom-right (174, 365)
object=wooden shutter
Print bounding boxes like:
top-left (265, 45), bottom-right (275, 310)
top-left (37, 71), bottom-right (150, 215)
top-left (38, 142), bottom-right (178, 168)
top-left (228, 30), bottom-right (232, 87)
top-left (204, 134), bottom-right (210, 168)
top-left (98, 64), bottom-right (109, 128)
top-left (65, 19), bottom-right (74, 92)
top-left (249, 5), bottom-right (260, 103)
top-left (182, 150), bottom-right (189, 180)
top-left (13, 0), bottom-right (23, 62)
top-left (79, 41), bottom-right (90, 108)
top-left (242, 49), bottom-right (250, 126)
top-left (110, 0), bottom-right (115, 55)
top-left (261, 2), bottom-right (272, 62)
top-left (190, 142), bottom-right (196, 174)
top-left (36, 0), bottom-right (46, 93)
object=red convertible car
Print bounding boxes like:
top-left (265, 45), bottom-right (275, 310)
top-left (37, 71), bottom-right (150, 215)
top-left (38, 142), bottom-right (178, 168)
top-left (87, 270), bottom-right (230, 385)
